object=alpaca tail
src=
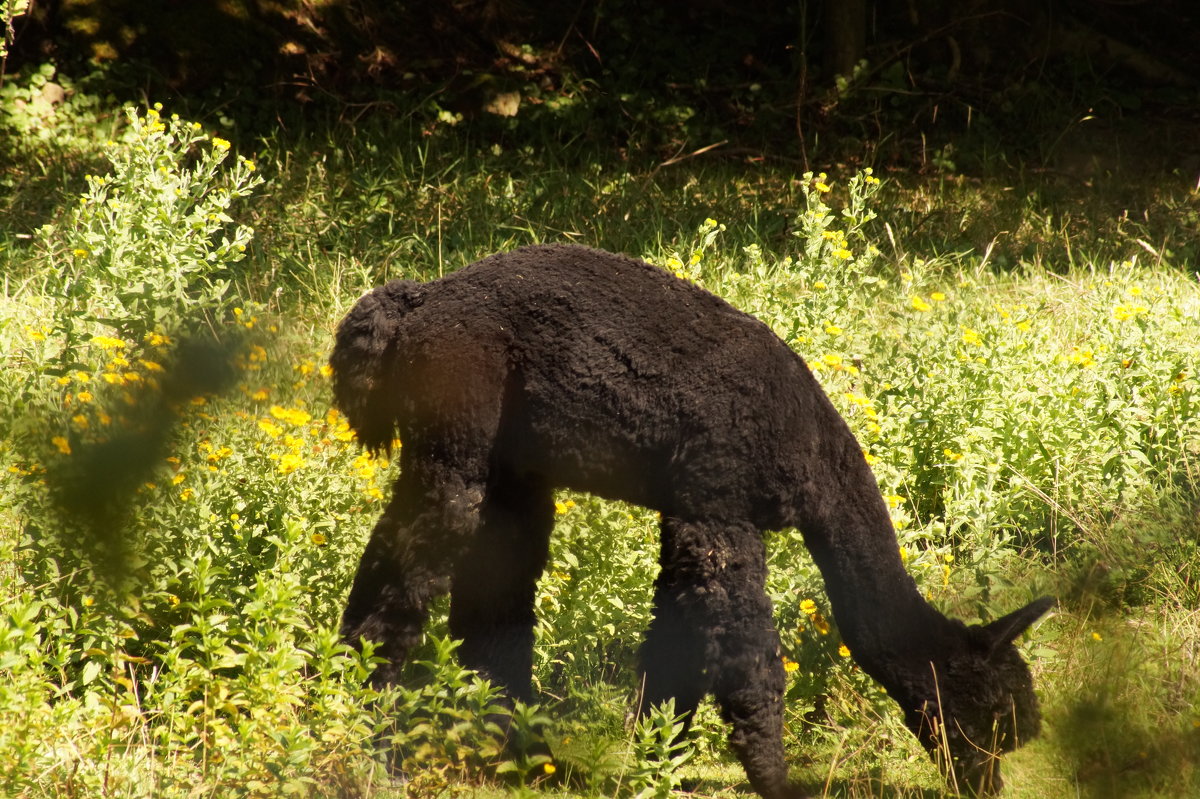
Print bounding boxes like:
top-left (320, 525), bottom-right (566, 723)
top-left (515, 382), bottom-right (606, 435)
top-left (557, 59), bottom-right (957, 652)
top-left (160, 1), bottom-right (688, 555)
top-left (329, 279), bottom-right (424, 454)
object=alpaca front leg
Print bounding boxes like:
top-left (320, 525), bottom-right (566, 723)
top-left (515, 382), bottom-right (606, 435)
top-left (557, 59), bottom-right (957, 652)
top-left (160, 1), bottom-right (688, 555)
top-left (714, 638), bottom-right (792, 799)
top-left (713, 567), bottom-right (794, 798)
top-left (655, 517), bottom-right (798, 799)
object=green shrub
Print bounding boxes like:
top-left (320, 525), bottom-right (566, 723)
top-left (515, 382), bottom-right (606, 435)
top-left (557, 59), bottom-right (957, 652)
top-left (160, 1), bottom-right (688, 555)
top-left (39, 104), bottom-right (262, 363)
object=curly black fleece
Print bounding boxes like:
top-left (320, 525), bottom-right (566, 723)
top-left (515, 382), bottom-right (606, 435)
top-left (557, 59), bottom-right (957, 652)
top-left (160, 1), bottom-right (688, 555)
top-left (330, 244), bottom-right (1052, 798)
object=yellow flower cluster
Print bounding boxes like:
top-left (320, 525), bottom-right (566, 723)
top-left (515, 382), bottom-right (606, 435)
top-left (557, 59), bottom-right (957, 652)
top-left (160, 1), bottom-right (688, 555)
top-left (812, 352), bottom-right (860, 375)
top-left (842, 391), bottom-right (881, 434)
top-left (198, 440), bottom-right (233, 472)
top-left (141, 105), bottom-right (167, 135)
top-left (1112, 303), bottom-right (1149, 322)
top-left (821, 229), bottom-right (853, 260)
top-left (1065, 346), bottom-right (1096, 368)
top-left (799, 598), bottom-right (831, 635)
top-left (351, 449), bottom-right (390, 500)
top-left (270, 405), bottom-right (312, 426)
top-left (46, 332), bottom-right (178, 460)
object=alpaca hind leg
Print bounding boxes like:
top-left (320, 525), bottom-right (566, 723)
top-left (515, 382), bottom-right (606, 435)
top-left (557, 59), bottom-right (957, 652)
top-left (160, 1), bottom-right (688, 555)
top-left (340, 463), bottom-right (487, 687)
top-left (653, 518), bottom-right (795, 799)
top-left (448, 474), bottom-right (554, 703)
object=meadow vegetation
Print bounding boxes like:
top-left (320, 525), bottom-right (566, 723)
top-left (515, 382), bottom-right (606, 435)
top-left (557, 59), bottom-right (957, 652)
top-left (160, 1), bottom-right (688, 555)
top-left (1, 68), bottom-right (1198, 799)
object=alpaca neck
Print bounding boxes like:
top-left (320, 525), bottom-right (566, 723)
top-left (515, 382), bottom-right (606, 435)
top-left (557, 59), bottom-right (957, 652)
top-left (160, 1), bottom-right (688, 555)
top-left (798, 491), bottom-right (952, 685)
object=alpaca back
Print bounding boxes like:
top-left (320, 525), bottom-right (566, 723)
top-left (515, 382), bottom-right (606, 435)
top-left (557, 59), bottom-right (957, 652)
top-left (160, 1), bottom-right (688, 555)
top-left (331, 244), bottom-right (861, 526)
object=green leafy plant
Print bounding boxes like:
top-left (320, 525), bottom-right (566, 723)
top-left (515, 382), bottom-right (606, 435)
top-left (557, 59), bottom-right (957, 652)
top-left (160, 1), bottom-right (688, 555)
top-left (41, 104), bottom-right (262, 361)
top-left (0, 0), bottom-right (27, 66)
top-left (625, 700), bottom-right (695, 799)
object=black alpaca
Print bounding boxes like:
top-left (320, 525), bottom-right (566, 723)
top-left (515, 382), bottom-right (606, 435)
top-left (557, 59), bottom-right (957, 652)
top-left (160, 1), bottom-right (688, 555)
top-left (331, 244), bottom-right (1053, 797)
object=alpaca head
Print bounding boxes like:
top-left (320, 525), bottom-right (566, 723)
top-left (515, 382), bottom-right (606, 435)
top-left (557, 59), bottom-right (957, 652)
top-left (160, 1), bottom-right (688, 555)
top-left (330, 280), bottom-right (424, 454)
top-left (899, 597), bottom-right (1054, 795)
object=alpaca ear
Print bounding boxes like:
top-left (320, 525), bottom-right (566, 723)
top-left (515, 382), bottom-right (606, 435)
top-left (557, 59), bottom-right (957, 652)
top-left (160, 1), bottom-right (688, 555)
top-left (980, 596), bottom-right (1055, 652)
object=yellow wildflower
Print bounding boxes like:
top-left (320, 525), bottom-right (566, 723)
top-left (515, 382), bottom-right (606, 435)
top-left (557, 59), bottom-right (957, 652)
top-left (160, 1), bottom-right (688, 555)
top-left (1067, 347), bottom-right (1095, 368)
top-left (838, 643), bottom-right (851, 657)
top-left (270, 405), bottom-right (312, 426)
top-left (1112, 304), bottom-right (1148, 322)
top-left (910, 296), bottom-right (932, 312)
top-left (93, 335), bottom-right (126, 351)
top-left (277, 452), bottom-right (306, 474)
top-left (782, 657), bottom-right (800, 673)
top-left (52, 436), bottom-right (71, 455)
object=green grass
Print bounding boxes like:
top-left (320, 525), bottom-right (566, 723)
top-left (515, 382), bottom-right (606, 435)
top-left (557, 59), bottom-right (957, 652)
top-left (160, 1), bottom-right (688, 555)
top-left (1, 83), bottom-right (1198, 799)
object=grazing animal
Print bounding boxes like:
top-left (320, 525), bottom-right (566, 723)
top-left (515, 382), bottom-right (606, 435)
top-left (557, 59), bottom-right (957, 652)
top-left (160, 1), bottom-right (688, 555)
top-left (331, 244), bottom-right (1053, 797)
